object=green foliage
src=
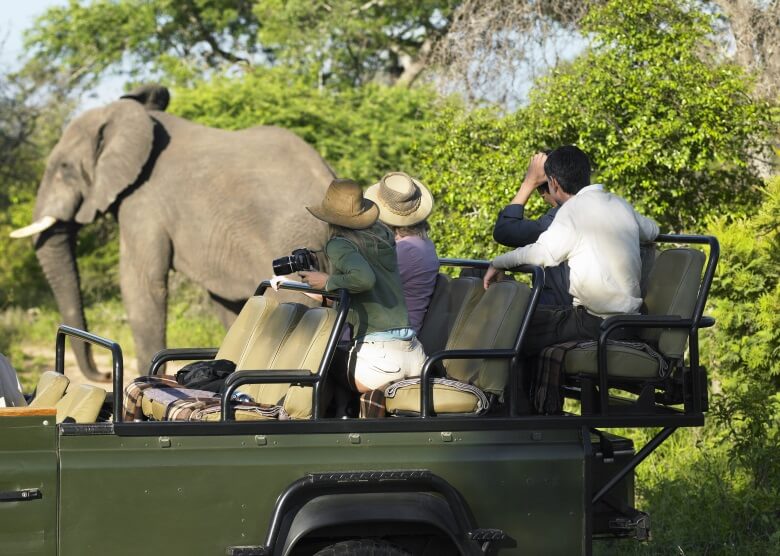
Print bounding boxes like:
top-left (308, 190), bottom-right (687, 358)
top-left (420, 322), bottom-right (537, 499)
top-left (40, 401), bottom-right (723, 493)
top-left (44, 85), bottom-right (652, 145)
top-left (257, 0), bottom-right (458, 87)
top-left (703, 175), bottom-right (780, 495)
top-left (414, 0), bottom-right (774, 264)
top-left (23, 0), bottom-right (261, 88)
top-left (519, 0), bottom-right (774, 231)
top-left (170, 67), bottom-right (445, 184)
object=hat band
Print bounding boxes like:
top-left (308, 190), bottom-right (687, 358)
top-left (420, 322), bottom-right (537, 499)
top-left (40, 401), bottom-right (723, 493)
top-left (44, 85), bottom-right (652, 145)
top-left (378, 185), bottom-right (422, 216)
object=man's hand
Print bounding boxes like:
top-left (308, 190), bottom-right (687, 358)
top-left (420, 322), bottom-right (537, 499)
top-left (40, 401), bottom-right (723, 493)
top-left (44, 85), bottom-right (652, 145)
top-left (483, 265), bottom-right (505, 290)
top-left (511, 152), bottom-right (549, 205)
top-left (299, 270), bottom-right (329, 290)
top-left (524, 152), bottom-right (548, 187)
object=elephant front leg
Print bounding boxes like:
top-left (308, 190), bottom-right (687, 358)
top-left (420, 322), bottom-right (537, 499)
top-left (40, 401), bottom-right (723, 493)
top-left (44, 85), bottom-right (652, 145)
top-left (119, 233), bottom-right (172, 376)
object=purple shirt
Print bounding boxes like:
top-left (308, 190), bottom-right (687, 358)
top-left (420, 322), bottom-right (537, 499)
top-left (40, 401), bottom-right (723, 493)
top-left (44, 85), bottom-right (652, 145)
top-left (396, 236), bottom-right (439, 333)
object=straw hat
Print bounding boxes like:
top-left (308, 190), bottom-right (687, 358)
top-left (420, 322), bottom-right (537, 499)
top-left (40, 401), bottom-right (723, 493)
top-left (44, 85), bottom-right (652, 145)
top-left (306, 178), bottom-right (379, 229)
top-left (364, 172), bottom-right (434, 227)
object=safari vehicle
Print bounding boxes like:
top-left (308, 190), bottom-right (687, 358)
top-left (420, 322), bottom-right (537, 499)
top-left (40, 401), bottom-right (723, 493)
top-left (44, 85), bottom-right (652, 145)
top-left (0, 234), bottom-right (717, 556)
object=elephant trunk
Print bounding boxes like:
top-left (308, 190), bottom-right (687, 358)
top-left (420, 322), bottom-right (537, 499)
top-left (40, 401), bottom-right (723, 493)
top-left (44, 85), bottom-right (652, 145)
top-left (34, 226), bottom-right (108, 381)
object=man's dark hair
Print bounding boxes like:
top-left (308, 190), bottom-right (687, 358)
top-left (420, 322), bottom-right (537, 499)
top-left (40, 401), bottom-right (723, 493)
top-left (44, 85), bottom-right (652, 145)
top-left (543, 145), bottom-right (591, 194)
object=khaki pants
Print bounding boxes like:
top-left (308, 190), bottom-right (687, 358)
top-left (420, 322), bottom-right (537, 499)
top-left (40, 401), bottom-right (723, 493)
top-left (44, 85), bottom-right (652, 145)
top-left (350, 337), bottom-right (426, 391)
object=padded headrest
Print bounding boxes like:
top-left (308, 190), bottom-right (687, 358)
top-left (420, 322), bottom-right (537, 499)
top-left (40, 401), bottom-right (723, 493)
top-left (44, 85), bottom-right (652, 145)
top-left (641, 248), bottom-right (705, 358)
top-left (445, 280), bottom-right (532, 398)
top-left (56, 384), bottom-right (107, 423)
top-left (28, 371), bottom-right (70, 408)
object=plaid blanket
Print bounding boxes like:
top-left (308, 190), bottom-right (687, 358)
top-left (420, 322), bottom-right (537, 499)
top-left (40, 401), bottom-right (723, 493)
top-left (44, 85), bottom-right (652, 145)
top-left (533, 339), bottom-right (670, 414)
top-left (123, 376), bottom-right (283, 421)
top-left (533, 341), bottom-right (579, 415)
top-left (359, 390), bottom-right (386, 418)
top-left (143, 386), bottom-right (219, 420)
top-left (189, 400), bottom-right (283, 421)
top-left (123, 375), bottom-right (180, 421)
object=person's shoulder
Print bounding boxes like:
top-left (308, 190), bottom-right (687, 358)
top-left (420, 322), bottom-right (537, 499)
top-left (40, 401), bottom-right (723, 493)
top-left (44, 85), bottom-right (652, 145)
top-left (326, 236), bottom-right (358, 255)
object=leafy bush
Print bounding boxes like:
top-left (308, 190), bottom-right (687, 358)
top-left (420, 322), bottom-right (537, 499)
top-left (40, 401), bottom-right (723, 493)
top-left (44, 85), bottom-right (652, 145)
top-left (170, 67), bottom-right (446, 185)
top-left (416, 0), bottom-right (774, 258)
top-left (703, 175), bottom-right (780, 506)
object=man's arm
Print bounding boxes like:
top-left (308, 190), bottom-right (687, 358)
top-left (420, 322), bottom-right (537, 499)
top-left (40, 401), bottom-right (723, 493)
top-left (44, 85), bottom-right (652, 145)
top-left (492, 205), bottom-right (558, 247)
top-left (492, 217), bottom-right (576, 270)
top-left (634, 211), bottom-right (660, 242)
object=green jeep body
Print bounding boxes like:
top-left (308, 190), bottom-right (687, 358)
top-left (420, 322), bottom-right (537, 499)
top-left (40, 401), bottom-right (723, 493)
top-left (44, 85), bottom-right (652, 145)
top-left (0, 235), bottom-right (717, 555)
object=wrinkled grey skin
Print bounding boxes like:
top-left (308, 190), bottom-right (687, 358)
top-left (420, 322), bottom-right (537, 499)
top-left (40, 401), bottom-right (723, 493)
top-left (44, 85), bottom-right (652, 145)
top-left (21, 87), bottom-right (332, 380)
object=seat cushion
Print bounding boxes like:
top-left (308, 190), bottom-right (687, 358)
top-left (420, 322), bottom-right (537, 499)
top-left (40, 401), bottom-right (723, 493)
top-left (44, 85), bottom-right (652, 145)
top-left (563, 341), bottom-right (667, 379)
top-left (384, 377), bottom-right (490, 415)
top-left (28, 371), bottom-right (70, 408)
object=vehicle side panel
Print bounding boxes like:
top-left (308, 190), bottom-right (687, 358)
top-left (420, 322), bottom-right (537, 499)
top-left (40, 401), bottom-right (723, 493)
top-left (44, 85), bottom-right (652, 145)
top-left (57, 428), bottom-right (584, 555)
top-left (0, 414), bottom-right (58, 556)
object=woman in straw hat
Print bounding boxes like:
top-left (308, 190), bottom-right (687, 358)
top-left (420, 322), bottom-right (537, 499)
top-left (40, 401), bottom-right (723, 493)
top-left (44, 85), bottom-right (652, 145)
top-left (365, 172), bottom-right (439, 334)
top-left (300, 178), bottom-right (426, 393)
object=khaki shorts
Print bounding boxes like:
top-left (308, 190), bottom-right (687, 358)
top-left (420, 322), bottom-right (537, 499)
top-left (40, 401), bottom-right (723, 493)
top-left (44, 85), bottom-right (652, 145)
top-left (351, 337), bottom-right (426, 391)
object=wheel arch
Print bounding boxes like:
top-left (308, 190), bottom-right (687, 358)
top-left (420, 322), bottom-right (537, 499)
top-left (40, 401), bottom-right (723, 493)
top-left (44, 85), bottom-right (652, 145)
top-left (281, 492), bottom-right (474, 555)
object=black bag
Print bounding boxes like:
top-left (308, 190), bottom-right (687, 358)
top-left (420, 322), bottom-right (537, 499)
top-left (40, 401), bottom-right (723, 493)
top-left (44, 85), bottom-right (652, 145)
top-left (175, 359), bottom-right (236, 393)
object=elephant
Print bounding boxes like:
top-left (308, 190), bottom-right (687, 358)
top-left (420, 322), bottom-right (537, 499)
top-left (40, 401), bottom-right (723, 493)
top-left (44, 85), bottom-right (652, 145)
top-left (11, 85), bottom-right (334, 380)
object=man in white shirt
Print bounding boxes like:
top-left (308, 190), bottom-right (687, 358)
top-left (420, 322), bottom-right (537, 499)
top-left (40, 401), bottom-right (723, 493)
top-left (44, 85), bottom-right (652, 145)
top-left (484, 145), bottom-right (659, 356)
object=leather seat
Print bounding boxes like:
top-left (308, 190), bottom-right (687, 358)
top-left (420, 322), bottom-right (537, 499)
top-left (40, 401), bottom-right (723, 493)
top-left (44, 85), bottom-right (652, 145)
top-left (192, 306), bottom-right (338, 421)
top-left (140, 300), bottom-right (306, 420)
top-left (562, 248), bottom-right (705, 379)
top-left (417, 275), bottom-right (483, 361)
top-left (385, 280), bottom-right (533, 415)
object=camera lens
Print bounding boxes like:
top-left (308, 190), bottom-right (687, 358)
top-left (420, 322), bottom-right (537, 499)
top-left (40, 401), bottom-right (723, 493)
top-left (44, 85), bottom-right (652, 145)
top-left (272, 256), bottom-right (296, 276)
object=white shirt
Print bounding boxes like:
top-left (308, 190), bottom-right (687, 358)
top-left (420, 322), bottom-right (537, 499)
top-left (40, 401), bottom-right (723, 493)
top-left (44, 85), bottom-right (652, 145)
top-left (492, 184), bottom-right (659, 317)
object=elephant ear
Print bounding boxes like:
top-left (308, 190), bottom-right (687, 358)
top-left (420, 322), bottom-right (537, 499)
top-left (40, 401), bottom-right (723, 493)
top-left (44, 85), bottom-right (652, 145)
top-left (120, 84), bottom-right (170, 111)
top-left (74, 99), bottom-right (155, 224)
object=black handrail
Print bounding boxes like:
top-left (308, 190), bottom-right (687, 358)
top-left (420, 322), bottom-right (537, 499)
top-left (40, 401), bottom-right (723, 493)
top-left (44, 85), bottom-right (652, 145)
top-left (56, 325), bottom-right (124, 423)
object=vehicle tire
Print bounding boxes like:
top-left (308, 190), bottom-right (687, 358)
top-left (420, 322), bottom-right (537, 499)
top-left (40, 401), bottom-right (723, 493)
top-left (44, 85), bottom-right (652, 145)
top-left (313, 539), bottom-right (412, 556)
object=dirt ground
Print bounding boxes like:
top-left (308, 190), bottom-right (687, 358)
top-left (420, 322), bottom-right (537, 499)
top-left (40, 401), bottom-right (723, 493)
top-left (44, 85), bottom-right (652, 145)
top-left (17, 343), bottom-right (188, 391)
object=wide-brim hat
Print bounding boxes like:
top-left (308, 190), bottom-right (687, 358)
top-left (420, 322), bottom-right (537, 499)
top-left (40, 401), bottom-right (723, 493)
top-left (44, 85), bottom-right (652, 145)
top-left (364, 172), bottom-right (434, 227)
top-left (306, 178), bottom-right (379, 229)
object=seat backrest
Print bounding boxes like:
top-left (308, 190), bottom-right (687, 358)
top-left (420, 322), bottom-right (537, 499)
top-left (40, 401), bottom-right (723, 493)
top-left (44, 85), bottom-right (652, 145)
top-left (245, 307), bottom-right (336, 409)
top-left (276, 307), bottom-right (339, 418)
top-left (28, 371), bottom-right (70, 408)
top-left (216, 296), bottom-right (279, 364)
top-left (444, 280), bottom-right (532, 398)
top-left (418, 275), bottom-right (483, 356)
top-left (236, 302), bottom-right (307, 375)
top-left (640, 248), bottom-right (705, 359)
top-left (56, 384), bottom-right (107, 423)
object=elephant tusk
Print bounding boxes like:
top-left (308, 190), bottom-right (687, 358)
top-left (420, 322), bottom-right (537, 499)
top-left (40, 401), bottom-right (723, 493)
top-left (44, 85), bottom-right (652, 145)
top-left (9, 216), bottom-right (58, 239)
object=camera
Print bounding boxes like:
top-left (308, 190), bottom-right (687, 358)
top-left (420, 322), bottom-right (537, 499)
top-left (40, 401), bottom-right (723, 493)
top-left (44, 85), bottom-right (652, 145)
top-left (272, 248), bottom-right (319, 276)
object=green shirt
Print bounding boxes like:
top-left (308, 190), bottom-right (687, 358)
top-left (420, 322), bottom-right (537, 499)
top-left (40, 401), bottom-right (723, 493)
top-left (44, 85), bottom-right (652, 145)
top-left (324, 223), bottom-right (410, 338)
